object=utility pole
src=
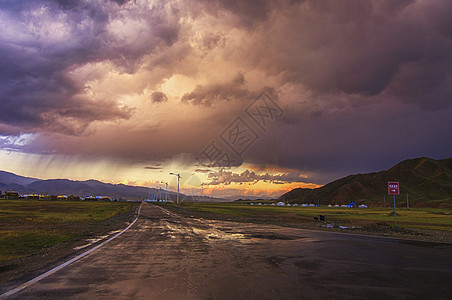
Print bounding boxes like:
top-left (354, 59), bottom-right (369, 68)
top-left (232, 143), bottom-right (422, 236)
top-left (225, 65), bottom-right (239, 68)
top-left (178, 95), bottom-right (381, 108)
top-left (384, 196), bottom-right (386, 208)
top-left (393, 194), bottom-right (397, 232)
top-left (406, 193), bottom-right (409, 209)
top-left (170, 173), bottom-right (181, 210)
top-left (388, 182), bottom-right (400, 232)
top-left (161, 182), bottom-right (168, 206)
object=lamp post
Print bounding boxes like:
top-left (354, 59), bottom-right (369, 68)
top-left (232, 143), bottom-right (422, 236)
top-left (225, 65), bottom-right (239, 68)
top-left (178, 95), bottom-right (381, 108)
top-left (170, 172), bottom-right (181, 210)
top-left (161, 181), bottom-right (168, 206)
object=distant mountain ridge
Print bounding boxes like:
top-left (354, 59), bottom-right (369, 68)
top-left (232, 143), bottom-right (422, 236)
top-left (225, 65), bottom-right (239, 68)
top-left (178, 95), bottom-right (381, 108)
top-left (280, 157), bottom-right (452, 207)
top-left (0, 171), bottom-right (168, 200)
top-left (0, 170), bottom-right (229, 202)
top-left (0, 171), bottom-right (39, 186)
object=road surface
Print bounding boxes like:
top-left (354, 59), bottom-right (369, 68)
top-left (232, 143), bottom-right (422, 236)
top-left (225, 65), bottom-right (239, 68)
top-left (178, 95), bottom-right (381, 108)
top-left (3, 203), bottom-right (451, 299)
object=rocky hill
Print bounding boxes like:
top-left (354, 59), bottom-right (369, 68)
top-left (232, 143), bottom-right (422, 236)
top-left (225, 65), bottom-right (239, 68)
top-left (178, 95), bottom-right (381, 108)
top-left (280, 157), bottom-right (452, 207)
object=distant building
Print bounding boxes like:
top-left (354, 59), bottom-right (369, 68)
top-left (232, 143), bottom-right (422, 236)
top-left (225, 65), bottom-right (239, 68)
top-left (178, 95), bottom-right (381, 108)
top-left (5, 191), bottom-right (19, 199)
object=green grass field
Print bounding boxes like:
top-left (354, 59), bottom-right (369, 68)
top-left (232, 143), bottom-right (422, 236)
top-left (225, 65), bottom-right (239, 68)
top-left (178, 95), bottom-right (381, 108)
top-left (0, 200), bottom-right (137, 263)
top-left (174, 202), bottom-right (452, 232)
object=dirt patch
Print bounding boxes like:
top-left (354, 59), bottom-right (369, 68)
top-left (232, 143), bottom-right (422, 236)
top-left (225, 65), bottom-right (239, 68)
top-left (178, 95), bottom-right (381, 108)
top-left (387, 211), bottom-right (402, 216)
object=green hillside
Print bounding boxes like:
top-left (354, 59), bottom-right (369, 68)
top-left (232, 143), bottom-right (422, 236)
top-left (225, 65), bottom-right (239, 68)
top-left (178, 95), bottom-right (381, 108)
top-left (280, 157), bottom-right (452, 207)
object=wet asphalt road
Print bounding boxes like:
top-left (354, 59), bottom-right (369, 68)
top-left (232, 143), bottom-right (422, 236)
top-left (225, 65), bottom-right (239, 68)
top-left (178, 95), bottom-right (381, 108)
top-left (5, 203), bottom-right (452, 299)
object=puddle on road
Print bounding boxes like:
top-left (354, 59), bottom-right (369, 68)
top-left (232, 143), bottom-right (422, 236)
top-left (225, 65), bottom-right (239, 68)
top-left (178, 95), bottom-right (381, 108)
top-left (155, 217), bottom-right (320, 245)
top-left (249, 233), bottom-right (298, 240)
top-left (192, 227), bottom-right (246, 241)
top-left (161, 219), bottom-right (248, 242)
top-left (187, 219), bottom-right (317, 244)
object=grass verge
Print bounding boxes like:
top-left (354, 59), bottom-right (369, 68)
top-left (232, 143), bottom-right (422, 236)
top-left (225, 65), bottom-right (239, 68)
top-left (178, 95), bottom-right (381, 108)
top-left (0, 199), bottom-right (139, 284)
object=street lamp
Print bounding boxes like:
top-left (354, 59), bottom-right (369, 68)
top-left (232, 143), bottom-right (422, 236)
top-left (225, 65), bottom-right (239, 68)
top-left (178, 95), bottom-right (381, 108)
top-left (169, 172), bottom-right (181, 210)
top-left (159, 187), bottom-right (162, 202)
top-left (161, 181), bottom-right (168, 206)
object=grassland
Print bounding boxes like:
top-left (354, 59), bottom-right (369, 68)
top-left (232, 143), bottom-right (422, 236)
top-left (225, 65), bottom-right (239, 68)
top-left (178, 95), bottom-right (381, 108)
top-left (164, 202), bottom-right (452, 234)
top-left (0, 200), bottom-right (137, 264)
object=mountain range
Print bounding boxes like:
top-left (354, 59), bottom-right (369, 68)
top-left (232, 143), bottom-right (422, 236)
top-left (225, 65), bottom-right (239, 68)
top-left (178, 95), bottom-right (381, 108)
top-left (280, 157), bottom-right (452, 207)
top-left (0, 171), bottom-right (223, 202)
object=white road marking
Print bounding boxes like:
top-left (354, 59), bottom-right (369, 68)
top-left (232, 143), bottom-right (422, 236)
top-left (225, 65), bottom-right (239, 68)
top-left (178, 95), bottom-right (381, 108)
top-left (0, 202), bottom-right (143, 299)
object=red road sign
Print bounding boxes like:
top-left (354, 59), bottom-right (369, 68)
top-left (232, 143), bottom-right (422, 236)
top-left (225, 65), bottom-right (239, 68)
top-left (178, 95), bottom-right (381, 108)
top-left (388, 182), bottom-right (400, 195)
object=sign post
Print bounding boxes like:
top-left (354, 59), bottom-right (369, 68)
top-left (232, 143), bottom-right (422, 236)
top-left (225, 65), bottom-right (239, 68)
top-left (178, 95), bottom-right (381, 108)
top-left (388, 182), bottom-right (400, 231)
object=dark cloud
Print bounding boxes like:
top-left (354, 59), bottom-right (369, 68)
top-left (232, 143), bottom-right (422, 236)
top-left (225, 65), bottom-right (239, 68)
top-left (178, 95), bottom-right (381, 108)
top-left (109, 0), bottom-right (130, 6)
top-left (0, 0), bottom-right (180, 135)
top-left (181, 73), bottom-right (248, 105)
top-left (0, 68), bottom-right (133, 135)
top-left (0, 124), bottom-right (21, 136)
top-left (151, 92), bottom-right (168, 103)
top-left (200, 0), bottom-right (275, 29)
top-left (241, 0), bottom-right (452, 110)
top-left (144, 166), bottom-right (162, 170)
top-left (194, 169), bottom-right (212, 173)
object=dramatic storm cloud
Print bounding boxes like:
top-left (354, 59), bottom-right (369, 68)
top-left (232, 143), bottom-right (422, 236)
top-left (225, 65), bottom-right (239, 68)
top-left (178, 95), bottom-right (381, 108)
top-left (1, 0), bottom-right (451, 196)
top-left (205, 169), bottom-right (309, 186)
